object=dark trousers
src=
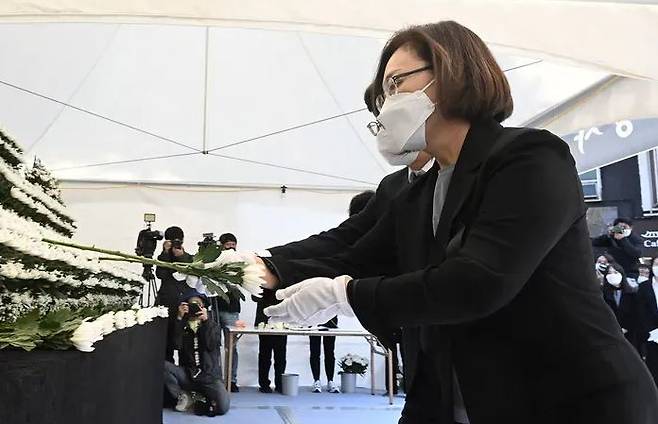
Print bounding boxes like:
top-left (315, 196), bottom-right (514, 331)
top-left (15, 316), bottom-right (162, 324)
top-left (647, 343), bottom-right (658, 386)
top-left (258, 335), bottom-right (287, 390)
top-left (164, 361), bottom-right (230, 415)
top-left (309, 335), bottom-right (336, 381)
top-left (386, 340), bottom-right (404, 393)
top-left (399, 354), bottom-right (442, 424)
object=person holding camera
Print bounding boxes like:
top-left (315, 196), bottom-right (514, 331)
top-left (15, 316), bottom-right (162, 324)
top-left (155, 226), bottom-right (194, 363)
top-left (215, 232), bottom-right (242, 392)
top-left (592, 218), bottom-right (643, 279)
top-left (164, 290), bottom-right (230, 417)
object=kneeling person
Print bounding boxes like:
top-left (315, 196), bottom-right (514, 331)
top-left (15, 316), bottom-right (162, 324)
top-left (164, 290), bottom-right (230, 417)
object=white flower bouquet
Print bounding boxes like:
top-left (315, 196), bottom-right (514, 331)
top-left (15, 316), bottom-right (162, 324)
top-left (42, 239), bottom-right (265, 305)
top-left (338, 353), bottom-right (369, 375)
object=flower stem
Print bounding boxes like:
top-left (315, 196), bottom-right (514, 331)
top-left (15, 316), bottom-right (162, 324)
top-left (42, 238), bottom-right (192, 274)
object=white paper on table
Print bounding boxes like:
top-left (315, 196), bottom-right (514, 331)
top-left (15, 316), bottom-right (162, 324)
top-left (648, 328), bottom-right (658, 343)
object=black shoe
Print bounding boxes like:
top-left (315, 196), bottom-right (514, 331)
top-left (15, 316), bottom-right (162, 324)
top-left (207, 400), bottom-right (219, 417)
top-left (231, 384), bottom-right (240, 393)
top-left (259, 386), bottom-right (273, 393)
top-left (275, 386), bottom-right (283, 394)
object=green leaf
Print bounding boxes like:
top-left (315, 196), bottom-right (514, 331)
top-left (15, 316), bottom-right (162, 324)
top-left (193, 243), bottom-right (223, 263)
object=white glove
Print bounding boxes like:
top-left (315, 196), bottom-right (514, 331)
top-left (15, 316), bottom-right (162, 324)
top-left (264, 276), bottom-right (355, 326)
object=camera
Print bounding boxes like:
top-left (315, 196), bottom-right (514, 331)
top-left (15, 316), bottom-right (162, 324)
top-left (187, 302), bottom-right (202, 318)
top-left (198, 233), bottom-right (217, 248)
top-left (135, 213), bottom-right (163, 258)
top-left (610, 225), bottom-right (625, 234)
top-left (171, 239), bottom-right (183, 250)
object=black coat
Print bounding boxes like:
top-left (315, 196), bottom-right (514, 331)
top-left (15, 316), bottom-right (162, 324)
top-left (270, 119), bottom-right (658, 423)
top-left (267, 168), bottom-right (409, 261)
top-left (638, 280), bottom-right (658, 338)
top-left (253, 289), bottom-right (282, 326)
top-left (155, 249), bottom-right (193, 308)
top-left (602, 283), bottom-right (640, 348)
top-left (173, 317), bottom-right (222, 383)
top-left (592, 233), bottom-right (643, 276)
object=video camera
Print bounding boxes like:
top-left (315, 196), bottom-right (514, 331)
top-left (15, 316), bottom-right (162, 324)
top-left (135, 213), bottom-right (164, 258)
top-left (609, 225), bottom-right (625, 235)
top-left (198, 232), bottom-right (217, 249)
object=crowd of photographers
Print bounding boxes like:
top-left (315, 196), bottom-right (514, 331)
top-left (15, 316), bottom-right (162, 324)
top-left (147, 212), bottom-right (658, 417)
top-left (592, 218), bottom-right (658, 386)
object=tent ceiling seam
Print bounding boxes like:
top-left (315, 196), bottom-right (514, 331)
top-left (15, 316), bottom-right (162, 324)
top-left (295, 31), bottom-right (388, 173)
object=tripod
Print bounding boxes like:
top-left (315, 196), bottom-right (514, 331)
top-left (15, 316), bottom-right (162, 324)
top-left (139, 263), bottom-right (159, 307)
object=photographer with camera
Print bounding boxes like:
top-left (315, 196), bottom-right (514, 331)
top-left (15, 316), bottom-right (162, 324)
top-left (155, 226), bottom-right (194, 363)
top-left (592, 218), bottom-right (643, 279)
top-left (164, 289), bottom-right (230, 417)
top-left (215, 233), bottom-right (242, 392)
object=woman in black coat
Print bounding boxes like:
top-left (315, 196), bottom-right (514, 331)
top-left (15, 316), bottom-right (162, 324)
top-left (261, 21), bottom-right (658, 424)
top-left (638, 257), bottom-right (658, 384)
top-left (601, 262), bottom-right (640, 351)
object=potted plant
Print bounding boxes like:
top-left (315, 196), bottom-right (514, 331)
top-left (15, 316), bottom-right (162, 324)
top-left (338, 353), bottom-right (368, 393)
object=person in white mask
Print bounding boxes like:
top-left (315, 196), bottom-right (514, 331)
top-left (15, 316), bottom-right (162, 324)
top-left (260, 20), bottom-right (658, 423)
top-left (638, 257), bottom-right (658, 384)
top-left (595, 254), bottom-right (614, 286)
top-left (601, 262), bottom-right (640, 352)
top-left (592, 218), bottom-right (643, 279)
top-left (638, 264), bottom-right (651, 285)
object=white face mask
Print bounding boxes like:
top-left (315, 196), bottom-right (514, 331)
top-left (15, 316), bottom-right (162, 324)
top-left (596, 262), bottom-right (608, 273)
top-left (638, 276), bottom-right (649, 284)
top-left (606, 273), bottom-right (623, 287)
top-left (622, 229), bottom-right (632, 237)
top-left (375, 80), bottom-right (436, 166)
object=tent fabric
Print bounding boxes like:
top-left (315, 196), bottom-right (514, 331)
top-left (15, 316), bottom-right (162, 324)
top-left (0, 23), bottom-right (611, 189)
top-left (539, 77), bottom-right (658, 136)
top-left (0, 0), bottom-right (657, 80)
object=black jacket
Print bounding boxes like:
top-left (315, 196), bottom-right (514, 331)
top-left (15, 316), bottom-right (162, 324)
top-left (267, 168), bottom-right (409, 261)
top-left (638, 280), bottom-right (658, 338)
top-left (155, 249), bottom-right (194, 308)
top-left (253, 289), bottom-right (282, 326)
top-left (173, 317), bottom-right (222, 383)
top-left (269, 120), bottom-right (657, 423)
top-left (602, 283), bottom-right (639, 342)
top-left (592, 233), bottom-right (643, 276)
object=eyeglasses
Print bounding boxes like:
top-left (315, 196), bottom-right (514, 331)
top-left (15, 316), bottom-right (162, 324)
top-left (366, 120), bottom-right (384, 136)
top-left (375, 65), bottom-right (432, 113)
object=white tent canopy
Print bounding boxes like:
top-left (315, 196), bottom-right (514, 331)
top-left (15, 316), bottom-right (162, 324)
top-left (0, 22), bottom-right (613, 189)
top-left (0, 0), bottom-right (657, 80)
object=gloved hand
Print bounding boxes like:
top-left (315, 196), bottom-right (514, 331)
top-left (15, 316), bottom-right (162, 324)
top-left (264, 276), bottom-right (355, 326)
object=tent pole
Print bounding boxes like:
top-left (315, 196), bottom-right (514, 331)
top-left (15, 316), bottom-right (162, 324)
top-left (202, 26), bottom-right (210, 154)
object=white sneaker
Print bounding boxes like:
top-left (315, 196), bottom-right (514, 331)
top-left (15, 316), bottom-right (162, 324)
top-left (312, 380), bottom-right (322, 393)
top-left (327, 380), bottom-right (340, 393)
top-left (175, 391), bottom-right (193, 412)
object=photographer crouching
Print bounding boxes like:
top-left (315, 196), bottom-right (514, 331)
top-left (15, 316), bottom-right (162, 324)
top-left (155, 226), bottom-right (194, 363)
top-left (164, 290), bottom-right (230, 417)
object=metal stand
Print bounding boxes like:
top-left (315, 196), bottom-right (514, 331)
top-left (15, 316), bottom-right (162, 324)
top-left (139, 264), bottom-right (158, 307)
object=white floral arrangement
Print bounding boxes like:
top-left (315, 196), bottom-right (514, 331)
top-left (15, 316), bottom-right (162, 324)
top-left (338, 353), bottom-right (369, 376)
top-left (70, 306), bottom-right (169, 352)
top-left (257, 322), bottom-right (292, 330)
top-left (0, 124), bottom-right (149, 352)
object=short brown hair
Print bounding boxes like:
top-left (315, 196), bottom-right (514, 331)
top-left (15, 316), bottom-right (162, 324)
top-left (372, 21), bottom-right (513, 123)
top-left (363, 82), bottom-right (377, 115)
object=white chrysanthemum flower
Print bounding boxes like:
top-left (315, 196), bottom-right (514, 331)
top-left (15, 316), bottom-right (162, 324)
top-left (70, 319), bottom-right (104, 352)
top-left (124, 310), bottom-right (137, 327)
top-left (97, 312), bottom-right (116, 336)
top-left (136, 308), bottom-right (154, 325)
top-left (114, 310), bottom-right (127, 329)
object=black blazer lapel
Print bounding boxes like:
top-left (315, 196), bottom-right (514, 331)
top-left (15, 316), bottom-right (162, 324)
top-left (431, 120), bottom-right (504, 263)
